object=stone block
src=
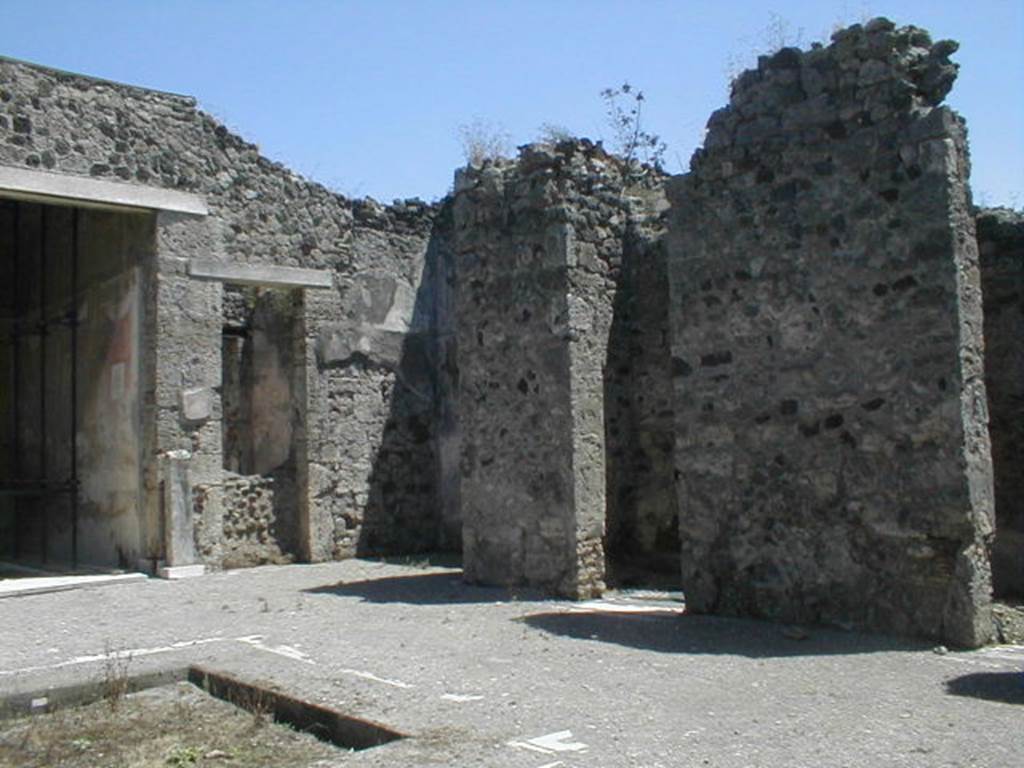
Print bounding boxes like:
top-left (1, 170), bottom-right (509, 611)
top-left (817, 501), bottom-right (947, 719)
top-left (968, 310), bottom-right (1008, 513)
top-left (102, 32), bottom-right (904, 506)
top-left (180, 387), bottom-right (213, 422)
top-left (157, 564), bottom-right (206, 579)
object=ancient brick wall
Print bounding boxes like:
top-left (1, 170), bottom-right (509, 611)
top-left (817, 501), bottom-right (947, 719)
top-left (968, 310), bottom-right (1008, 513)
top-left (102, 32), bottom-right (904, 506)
top-left (0, 57), bottom-right (447, 567)
top-left (666, 20), bottom-right (995, 646)
top-left (452, 142), bottom-right (672, 596)
top-left (978, 208), bottom-right (1024, 597)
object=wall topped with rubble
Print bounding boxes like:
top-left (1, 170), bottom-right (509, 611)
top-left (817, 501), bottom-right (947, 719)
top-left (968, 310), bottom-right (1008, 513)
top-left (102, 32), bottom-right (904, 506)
top-left (0, 17), bottom-right (1016, 647)
top-left (451, 142), bottom-right (672, 597)
top-left (0, 55), bottom-right (450, 570)
top-left (666, 19), bottom-right (994, 646)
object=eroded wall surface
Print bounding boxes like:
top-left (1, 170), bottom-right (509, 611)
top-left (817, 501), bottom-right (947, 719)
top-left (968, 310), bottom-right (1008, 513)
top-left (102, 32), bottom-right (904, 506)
top-left (667, 20), bottom-right (994, 646)
top-left (309, 199), bottom-right (447, 559)
top-left (0, 57), bottom-right (448, 568)
top-left (0, 26), bottom-right (1010, 645)
top-left (978, 208), bottom-right (1024, 597)
top-left (453, 143), bottom-right (672, 596)
top-left (76, 210), bottom-right (152, 566)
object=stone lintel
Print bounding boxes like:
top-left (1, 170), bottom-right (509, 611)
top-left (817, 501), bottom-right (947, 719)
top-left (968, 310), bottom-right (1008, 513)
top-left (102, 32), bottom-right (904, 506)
top-left (189, 259), bottom-right (334, 290)
top-left (0, 166), bottom-right (208, 215)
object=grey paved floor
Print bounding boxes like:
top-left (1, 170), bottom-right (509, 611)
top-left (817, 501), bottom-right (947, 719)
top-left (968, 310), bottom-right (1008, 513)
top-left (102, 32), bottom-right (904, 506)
top-left (1, 559), bottom-right (1022, 767)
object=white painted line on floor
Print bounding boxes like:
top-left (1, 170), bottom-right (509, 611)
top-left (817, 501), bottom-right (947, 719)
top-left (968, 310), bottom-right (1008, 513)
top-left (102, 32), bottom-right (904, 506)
top-left (509, 730), bottom-right (588, 755)
top-left (440, 693), bottom-right (484, 702)
top-left (536, 762), bottom-right (565, 768)
top-left (507, 740), bottom-right (556, 755)
top-left (528, 730), bottom-right (588, 753)
top-left (1, 632), bottom-right (322, 678)
top-left (235, 635), bottom-right (315, 665)
top-left (0, 636), bottom-right (231, 677)
top-left (337, 668), bottom-right (414, 689)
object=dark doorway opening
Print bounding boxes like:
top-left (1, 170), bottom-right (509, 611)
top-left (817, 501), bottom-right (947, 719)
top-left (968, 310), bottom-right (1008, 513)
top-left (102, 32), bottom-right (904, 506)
top-left (603, 239), bottom-right (680, 590)
top-left (0, 199), bottom-right (151, 570)
top-left (219, 284), bottom-right (305, 567)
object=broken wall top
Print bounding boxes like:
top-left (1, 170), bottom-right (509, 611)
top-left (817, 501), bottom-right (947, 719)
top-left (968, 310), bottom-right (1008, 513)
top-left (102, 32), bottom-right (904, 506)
top-left (0, 55), bottom-right (443, 272)
top-left (693, 18), bottom-right (961, 176)
top-left (665, 18), bottom-right (994, 647)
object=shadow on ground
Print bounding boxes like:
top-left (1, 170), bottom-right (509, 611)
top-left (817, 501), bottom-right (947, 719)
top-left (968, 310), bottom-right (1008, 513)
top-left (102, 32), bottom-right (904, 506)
top-left (304, 571), bottom-right (549, 605)
top-left (946, 672), bottom-right (1024, 705)
top-left (307, 570), bottom-right (933, 658)
top-left (519, 610), bottom-right (933, 659)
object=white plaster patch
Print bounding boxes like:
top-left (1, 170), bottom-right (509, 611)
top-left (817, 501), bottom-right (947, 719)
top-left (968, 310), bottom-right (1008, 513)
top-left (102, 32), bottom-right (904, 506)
top-left (180, 386), bottom-right (213, 421)
top-left (380, 280), bottom-right (417, 332)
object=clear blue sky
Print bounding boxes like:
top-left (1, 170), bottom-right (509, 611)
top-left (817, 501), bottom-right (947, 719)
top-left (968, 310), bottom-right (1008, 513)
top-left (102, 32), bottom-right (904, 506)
top-left (2, 1), bottom-right (1021, 206)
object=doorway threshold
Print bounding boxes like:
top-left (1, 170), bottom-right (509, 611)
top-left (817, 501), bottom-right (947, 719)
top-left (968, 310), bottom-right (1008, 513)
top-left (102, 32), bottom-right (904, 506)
top-left (0, 560), bottom-right (146, 598)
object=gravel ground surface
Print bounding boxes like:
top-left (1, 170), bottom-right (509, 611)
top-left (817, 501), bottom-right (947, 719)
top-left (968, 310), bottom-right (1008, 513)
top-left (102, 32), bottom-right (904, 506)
top-left (1, 558), bottom-right (1022, 767)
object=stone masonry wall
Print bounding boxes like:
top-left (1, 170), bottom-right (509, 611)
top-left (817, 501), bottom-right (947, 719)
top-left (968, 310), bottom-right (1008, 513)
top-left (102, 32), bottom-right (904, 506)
top-left (453, 141), bottom-right (670, 596)
top-left (0, 57), bottom-right (446, 567)
top-left (604, 204), bottom-right (678, 583)
top-left (977, 208), bottom-right (1024, 597)
top-left (666, 20), bottom-right (995, 646)
top-left (308, 198), bottom-right (446, 559)
top-left (218, 472), bottom-right (291, 568)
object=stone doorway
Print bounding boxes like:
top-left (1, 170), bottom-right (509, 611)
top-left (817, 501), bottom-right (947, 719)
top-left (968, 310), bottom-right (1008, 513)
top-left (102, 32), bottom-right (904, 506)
top-left (219, 284), bottom-right (306, 567)
top-left (0, 199), bottom-right (153, 569)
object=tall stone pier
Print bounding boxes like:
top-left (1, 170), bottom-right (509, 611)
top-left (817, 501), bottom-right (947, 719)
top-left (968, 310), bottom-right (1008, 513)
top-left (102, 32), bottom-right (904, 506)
top-left (452, 143), bottom-right (666, 597)
top-left (666, 20), bottom-right (995, 646)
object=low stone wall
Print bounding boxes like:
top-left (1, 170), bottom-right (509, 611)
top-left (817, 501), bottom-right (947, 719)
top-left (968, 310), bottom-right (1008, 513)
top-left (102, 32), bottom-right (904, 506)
top-left (221, 473), bottom-right (291, 567)
top-left (191, 473), bottom-right (292, 568)
top-left (978, 207), bottom-right (1024, 597)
